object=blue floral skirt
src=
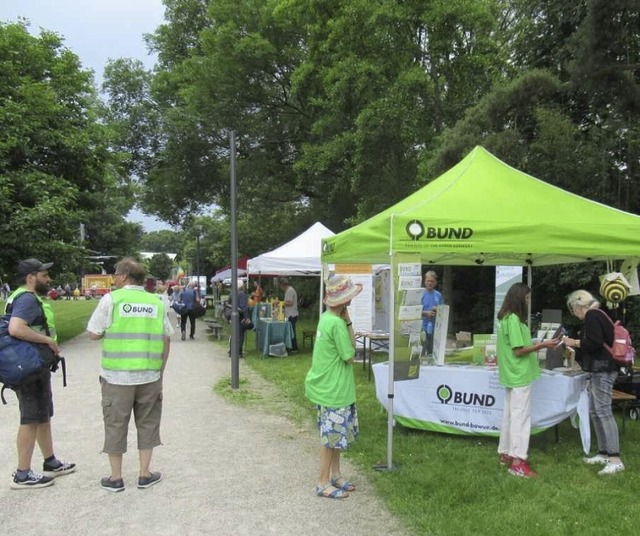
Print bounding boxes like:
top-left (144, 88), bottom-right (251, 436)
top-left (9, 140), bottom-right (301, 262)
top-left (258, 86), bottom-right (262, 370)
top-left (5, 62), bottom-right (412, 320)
top-left (316, 404), bottom-right (359, 450)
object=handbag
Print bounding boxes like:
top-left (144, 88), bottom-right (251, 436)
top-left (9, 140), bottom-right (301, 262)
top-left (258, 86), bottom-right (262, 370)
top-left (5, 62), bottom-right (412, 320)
top-left (241, 317), bottom-right (254, 330)
top-left (171, 301), bottom-right (188, 315)
top-left (193, 301), bottom-right (206, 319)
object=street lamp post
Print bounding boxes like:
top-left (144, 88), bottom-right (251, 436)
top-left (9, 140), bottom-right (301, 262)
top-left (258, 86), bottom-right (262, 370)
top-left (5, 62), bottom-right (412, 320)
top-left (195, 230), bottom-right (201, 291)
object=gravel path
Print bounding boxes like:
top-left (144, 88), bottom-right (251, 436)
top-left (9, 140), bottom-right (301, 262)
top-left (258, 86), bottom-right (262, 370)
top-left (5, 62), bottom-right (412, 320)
top-left (0, 324), bottom-right (409, 536)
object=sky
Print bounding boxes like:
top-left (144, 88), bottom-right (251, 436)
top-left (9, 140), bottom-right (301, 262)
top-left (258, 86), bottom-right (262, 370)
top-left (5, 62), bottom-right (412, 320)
top-left (0, 0), bottom-right (171, 232)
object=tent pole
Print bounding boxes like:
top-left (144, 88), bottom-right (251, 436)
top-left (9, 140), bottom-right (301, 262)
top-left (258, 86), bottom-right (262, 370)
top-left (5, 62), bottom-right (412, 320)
top-left (527, 265), bottom-right (532, 328)
top-left (386, 255), bottom-right (395, 470)
top-left (374, 230), bottom-right (396, 472)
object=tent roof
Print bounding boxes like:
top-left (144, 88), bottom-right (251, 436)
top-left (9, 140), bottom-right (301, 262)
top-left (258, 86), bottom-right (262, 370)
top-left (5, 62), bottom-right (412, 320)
top-left (248, 222), bottom-right (335, 276)
top-left (211, 268), bottom-right (246, 283)
top-left (321, 146), bottom-right (640, 267)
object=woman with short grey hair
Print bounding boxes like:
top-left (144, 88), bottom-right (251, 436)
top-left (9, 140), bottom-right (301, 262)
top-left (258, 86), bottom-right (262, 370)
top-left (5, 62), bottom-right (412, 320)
top-left (564, 290), bottom-right (624, 475)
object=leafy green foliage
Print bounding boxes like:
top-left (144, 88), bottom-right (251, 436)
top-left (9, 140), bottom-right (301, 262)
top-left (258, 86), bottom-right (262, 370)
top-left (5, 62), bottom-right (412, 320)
top-left (147, 253), bottom-right (174, 280)
top-left (0, 21), bottom-right (141, 281)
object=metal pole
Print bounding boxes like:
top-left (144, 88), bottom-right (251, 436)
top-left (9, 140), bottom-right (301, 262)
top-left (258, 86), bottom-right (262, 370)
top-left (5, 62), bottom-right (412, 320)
top-left (230, 131), bottom-right (240, 389)
top-left (196, 232), bottom-right (201, 291)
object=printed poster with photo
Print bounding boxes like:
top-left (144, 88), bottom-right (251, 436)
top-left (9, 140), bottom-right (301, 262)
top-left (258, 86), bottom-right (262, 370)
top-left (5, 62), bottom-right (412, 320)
top-left (394, 254), bottom-right (422, 381)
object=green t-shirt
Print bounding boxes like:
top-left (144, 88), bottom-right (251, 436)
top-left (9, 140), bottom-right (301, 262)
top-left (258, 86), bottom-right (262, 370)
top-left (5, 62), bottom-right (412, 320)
top-left (304, 311), bottom-right (356, 408)
top-left (497, 313), bottom-right (540, 388)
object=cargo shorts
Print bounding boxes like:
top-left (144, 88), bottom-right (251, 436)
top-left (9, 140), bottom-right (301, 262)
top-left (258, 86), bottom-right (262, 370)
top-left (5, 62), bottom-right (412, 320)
top-left (100, 377), bottom-right (163, 454)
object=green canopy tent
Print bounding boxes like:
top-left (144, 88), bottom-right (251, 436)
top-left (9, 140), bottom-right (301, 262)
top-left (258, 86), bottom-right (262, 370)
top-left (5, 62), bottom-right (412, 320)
top-left (322, 146), bottom-right (640, 267)
top-left (321, 146), bottom-right (640, 469)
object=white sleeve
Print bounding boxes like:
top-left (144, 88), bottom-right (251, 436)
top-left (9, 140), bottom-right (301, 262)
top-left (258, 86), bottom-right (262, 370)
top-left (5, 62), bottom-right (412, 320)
top-left (86, 293), bottom-right (114, 335)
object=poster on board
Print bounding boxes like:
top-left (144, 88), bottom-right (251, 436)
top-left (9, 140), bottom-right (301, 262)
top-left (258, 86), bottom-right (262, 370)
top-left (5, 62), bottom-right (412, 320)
top-left (493, 266), bottom-right (523, 333)
top-left (334, 264), bottom-right (373, 333)
top-left (393, 254), bottom-right (422, 381)
top-left (432, 304), bottom-right (450, 366)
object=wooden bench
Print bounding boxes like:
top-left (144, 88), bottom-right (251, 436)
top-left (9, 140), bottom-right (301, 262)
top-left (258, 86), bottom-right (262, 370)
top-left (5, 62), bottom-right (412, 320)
top-left (612, 389), bottom-right (637, 432)
top-left (302, 329), bottom-right (316, 349)
top-left (204, 319), bottom-right (223, 341)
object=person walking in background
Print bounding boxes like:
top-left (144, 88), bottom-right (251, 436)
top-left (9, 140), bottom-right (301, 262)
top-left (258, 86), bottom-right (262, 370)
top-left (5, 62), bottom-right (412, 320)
top-left (2, 280), bottom-right (11, 301)
top-left (278, 277), bottom-right (299, 352)
top-left (564, 290), bottom-right (625, 475)
top-left (228, 280), bottom-right (248, 357)
top-left (87, 257), bottom-right (173, 492)
top-left (180, 282), bottom-right (198, 340)
top-left (421, 271), bottom-right (444, 357)
top-left (4, 258), bottom-right (75, 489)
top-left (496, 282), bottom-right (559, 478)
top-left (305, 275), bottom-right (362, 499)
top-left (155, 284), bottom-right (172, 316)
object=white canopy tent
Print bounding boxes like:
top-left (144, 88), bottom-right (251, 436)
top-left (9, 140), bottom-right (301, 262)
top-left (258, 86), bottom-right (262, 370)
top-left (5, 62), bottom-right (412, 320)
top-left (247, 222), bottom-right (335, 276)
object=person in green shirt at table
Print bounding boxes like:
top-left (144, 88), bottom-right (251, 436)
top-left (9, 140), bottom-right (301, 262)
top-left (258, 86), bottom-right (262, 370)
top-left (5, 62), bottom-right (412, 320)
top-left (305, 274), bottom-right (362, 499)
top-left (496, 282), bottom-right (559, 478)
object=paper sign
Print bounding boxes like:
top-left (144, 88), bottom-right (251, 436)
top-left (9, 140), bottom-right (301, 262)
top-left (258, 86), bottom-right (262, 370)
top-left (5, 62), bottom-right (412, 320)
top-left (402, 288), bottom-right (423, 306)
top-left (398, 263), bottom-right (421, 277)
top-left (399, 305), bottom-right (422, 320)
top-left (398, 276), bottom-right (422, 291)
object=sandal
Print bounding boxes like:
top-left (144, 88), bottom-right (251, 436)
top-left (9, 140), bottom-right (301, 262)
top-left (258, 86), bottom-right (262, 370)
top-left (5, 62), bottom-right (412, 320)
top-left (316, 482), bottom-right (349, 499)
top-left (331, 475), bottom-right (356, 492)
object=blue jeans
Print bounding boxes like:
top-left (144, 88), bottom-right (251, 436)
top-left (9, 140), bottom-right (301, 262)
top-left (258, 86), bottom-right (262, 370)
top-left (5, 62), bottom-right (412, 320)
top-left (589, 371), bottom-right (620, 456)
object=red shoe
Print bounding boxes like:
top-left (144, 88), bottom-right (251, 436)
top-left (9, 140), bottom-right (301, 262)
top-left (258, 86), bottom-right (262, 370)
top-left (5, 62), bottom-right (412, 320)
top-left (499, 454), bottom-right (513, 465)
top-left (508, 459), bottom-right (538, 478)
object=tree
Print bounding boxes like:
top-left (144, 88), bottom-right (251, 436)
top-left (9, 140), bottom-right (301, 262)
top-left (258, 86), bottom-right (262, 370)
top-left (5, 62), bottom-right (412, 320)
top-left (147, 253), bottom-right (174, 281)
top-left (0, 21), bottom-right (139, 280)
top-left (140, 230), bottom-right (184, 254)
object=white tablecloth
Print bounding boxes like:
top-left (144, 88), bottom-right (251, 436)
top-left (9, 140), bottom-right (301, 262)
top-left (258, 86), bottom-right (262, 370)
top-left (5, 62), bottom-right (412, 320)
top-left (373, 362), bottom-right (591, 453)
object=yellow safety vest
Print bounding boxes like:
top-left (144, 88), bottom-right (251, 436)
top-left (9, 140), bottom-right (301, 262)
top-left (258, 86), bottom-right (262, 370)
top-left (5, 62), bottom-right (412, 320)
top-left (4, 288), bottom-right (57, 341)
top-left (101, 288), bottom-right (165, 371)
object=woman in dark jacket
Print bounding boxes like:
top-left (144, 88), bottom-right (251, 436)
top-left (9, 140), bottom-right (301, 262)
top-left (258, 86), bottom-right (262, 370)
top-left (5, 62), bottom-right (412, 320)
top-left (564, 290), bottom-right (624, 475)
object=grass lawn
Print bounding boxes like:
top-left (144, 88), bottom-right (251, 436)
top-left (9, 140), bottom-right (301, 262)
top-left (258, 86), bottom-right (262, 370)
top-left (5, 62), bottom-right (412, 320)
top-left (212, 313), bottom-right (640, 536)
top-left (2, 298), bottom-right (98, 344)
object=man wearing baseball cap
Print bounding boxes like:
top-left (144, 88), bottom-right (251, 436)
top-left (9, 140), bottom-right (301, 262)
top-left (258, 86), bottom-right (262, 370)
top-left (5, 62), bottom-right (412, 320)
top-left (4, 258), bottom-right (76, 489)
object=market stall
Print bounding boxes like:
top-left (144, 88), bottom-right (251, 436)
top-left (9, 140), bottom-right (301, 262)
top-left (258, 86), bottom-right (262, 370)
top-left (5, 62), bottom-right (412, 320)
top-left (321, 145), bottom-right (640, 468)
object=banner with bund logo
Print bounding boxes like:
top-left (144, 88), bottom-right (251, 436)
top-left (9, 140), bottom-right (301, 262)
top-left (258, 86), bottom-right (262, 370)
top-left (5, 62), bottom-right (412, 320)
top-left (372, 363), bottom-right (590, 452)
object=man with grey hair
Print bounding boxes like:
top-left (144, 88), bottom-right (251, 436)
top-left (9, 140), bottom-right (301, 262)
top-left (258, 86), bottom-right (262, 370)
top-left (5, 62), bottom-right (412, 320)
top-left (421, 271), bottom-right (444, 357)
top-left (87, 257), bottom-right (173, 492)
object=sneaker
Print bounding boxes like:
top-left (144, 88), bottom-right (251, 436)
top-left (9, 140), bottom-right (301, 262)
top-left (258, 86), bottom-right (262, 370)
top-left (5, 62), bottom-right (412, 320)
top-left (43, 459), bottom-right (77, 477)
top-left (100, 476), bottom-right (125, 492)
top-left (583, 454), bottom-right (609, 466)
top-left (138, 471), bottom-right (162, 489)
top-left (499, 454), bottom-right (513, 466)
top-left (189, 335), bottom-right (194, 339)
top-left (508, 460), bottom-right (538, 478)
top-left (598, 462), bottom-right (625, 476)
top-left (11, 470), bottom-right (55, 490)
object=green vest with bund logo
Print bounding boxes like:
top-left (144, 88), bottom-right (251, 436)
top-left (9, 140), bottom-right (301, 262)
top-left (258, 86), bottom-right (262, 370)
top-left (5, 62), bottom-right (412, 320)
top-left (5, 287), bottom-right (57, 341)
top-left (102, 288), bottom-right (165, 371)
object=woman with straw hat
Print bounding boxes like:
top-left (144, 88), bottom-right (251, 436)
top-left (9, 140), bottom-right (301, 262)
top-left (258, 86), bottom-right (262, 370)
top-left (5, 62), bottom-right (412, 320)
top-left (305, 274), bottom-right (363, 499)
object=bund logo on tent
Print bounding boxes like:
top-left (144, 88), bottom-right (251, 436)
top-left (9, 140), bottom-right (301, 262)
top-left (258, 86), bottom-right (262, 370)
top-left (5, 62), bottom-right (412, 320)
top-left (405, 219), bottom-right (473, 242)
top-left (436, 384), bottom-right (496, 408)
